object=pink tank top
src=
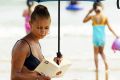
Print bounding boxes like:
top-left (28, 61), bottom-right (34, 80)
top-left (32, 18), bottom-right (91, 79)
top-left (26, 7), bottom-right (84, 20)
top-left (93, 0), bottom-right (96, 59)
top-left (25, 15), bottom-right (31, 33)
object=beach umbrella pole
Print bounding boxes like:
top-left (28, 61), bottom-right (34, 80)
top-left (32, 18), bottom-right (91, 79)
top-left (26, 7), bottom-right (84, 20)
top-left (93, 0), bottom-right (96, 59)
top-left (56, 0), bottom-right (62, 64)
top-left (117, 0), bottom-right (120, 9)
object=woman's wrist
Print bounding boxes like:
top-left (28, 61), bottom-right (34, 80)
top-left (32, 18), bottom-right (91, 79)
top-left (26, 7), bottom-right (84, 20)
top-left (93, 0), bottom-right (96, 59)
top-left (36, 74), bottom-right (39, 80)
top-left (33, 71), bottom-right (40, 80)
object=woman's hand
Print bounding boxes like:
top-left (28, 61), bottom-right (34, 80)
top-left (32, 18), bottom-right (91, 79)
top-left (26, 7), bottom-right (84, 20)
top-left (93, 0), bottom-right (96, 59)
top-left (38, 74), bottom-right (51, 80)
top-left (54, 57), bottom-right (63, 65)
top-left (33, 71), bottom-right (51, 80)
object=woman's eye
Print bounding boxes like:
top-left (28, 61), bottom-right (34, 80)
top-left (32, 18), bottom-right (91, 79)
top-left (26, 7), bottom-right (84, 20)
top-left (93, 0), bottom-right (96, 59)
top-left (37, 27), bottom-right (40, 29)
top-left (36, 26), bottom-right (49, 30)
top-left (45, 27), bottom-right (49, 29)
top-left (37, 27), bottom-right (42, 29)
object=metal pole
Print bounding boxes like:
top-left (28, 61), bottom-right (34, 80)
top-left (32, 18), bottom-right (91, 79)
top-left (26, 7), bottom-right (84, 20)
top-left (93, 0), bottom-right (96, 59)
top-left (57, 0), bottom-right (62, 61)
top-left (58, 0), bottom-right (60, 54)
top-left (117, 0), bottom-right (120, 9)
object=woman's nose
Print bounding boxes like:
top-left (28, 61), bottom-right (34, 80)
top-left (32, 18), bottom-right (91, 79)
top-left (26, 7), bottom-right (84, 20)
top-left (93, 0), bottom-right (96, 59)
top-left (40, 29), bottom-right (46, 34)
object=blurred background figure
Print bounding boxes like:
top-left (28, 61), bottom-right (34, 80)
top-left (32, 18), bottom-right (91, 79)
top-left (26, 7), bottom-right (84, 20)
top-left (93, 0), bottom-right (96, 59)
top-left (66, 0), bottom-right (83, 11)
top-left (95, 71), bottom-right (98, 80)
top-left (22, 0), bottom-right (34, 34)
top-left (83, 2), bottom-right (118, 72)
top-left (70, 0), bottom-right (78, 5)
top-left (95, 71), bottom-right (108, 80)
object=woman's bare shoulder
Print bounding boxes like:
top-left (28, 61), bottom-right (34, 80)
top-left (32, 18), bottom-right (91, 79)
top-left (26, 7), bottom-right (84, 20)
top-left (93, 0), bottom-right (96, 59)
top-left (12, 39), bottom-right (30, 56)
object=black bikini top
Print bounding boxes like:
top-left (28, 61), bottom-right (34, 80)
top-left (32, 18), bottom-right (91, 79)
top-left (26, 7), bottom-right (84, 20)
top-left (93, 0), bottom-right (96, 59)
top-left (21, 39), bottom-right (41, 70)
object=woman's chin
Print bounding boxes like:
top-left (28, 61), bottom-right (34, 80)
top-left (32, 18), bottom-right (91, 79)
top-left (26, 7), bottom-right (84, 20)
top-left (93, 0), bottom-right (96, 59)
top-left (39, 36), bottom-right (45, 39)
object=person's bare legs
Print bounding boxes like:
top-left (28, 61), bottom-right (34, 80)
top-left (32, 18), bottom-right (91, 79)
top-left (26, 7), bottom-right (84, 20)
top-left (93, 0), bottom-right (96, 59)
top-left (95, 71), bottom-right (98, 80)
top-left (99, 46), bottom-right (108, 71)
top-left (94, 46), bottom-right (99, 72)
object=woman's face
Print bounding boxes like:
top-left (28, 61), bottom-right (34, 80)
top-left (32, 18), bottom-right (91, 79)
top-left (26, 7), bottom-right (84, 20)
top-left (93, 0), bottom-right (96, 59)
top-left (95, 6), bottom-right (102, 14)
top-left (30, 17), bottom-right (51, 39)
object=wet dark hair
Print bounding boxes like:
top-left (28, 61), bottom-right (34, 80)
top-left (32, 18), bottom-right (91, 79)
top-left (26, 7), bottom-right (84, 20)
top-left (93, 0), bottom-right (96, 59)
top-left (31, 4), bottom-right (50, 22)
top-left (93, 2), bottom-right (103, 10)
top-left (27, 0), bottom-right (33, 7)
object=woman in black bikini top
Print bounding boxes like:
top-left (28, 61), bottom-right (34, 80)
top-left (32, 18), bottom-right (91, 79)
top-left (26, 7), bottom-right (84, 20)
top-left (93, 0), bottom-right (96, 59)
top-left (11, 4), bottom-right (61, 80)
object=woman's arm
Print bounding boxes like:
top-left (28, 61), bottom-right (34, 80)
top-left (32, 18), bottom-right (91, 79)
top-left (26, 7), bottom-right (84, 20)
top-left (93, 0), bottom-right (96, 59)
top-left (22, 9), bottom-right (28, 17)
top-left (106, 17), bottom-right (118, 38)
top-left (11, 41), bottom-right (50, 80)
top-left (83, 9), bottom-right (94, 23)
top-left (11, 41), bottom-right (38, 80)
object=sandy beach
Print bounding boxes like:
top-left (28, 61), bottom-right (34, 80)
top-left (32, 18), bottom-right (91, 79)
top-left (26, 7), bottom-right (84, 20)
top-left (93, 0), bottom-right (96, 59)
top-left (0, 0), bottom-right (120, 80)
